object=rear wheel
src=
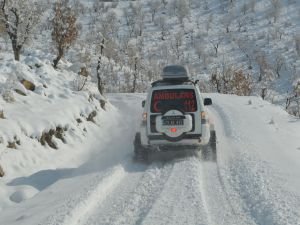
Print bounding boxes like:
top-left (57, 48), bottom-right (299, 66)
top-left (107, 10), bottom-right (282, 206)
top-left (134, 133), bottom-right (148, 162)
top-left (202, 130), bottom-right (217, 162)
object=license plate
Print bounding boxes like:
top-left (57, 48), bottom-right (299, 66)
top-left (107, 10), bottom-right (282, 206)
top-left (162, 119), bottom-right (184, 126)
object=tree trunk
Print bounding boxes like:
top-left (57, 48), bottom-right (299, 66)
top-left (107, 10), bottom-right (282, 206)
top-left (97, 56), bottom-right (104, 95)
top-left (131, 72), bottom-right (137, 93)
top-left (131, 58), bottom-right (138, 93)
top-left (53, 55), bottom-right (62, 69)
top-left (53, 47), bottom-right (64, 69)
top-left (261, 88), bottom-right (267, 100)
top-left (13, 48), bottom-right (20, 61)
top-left (12, 41), bottom-right (21, 61)
top-left (96, 40), bottom-right (105, 95)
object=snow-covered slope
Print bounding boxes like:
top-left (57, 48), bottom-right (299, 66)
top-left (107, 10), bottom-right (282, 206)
top-left (0, 93), bottom-right (299, 225)
top-left (0, 52), bottom-right (113, 210)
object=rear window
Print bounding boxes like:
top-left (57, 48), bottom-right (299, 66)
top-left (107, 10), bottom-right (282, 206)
top-left (151, 89), bottom-right (197, 113)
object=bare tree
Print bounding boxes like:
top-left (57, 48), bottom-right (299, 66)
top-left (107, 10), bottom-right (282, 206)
top-left (236, 37), bottom-right (256, 69)
top-left (203, 0), bottom-right (209, 10)
top-left (72, 0), bottom-right (85, 15)
top-left (210, 37), bottom-right (223, 57)
top-left (286, 80), bottom-right (300, 117)
top-left (131, 56), bottom-right (139, 93)
top-left (157, 15), bottom-right (169, 40)
top-left (71, 47), bottom-right (92, 92)
top-left (170, 31), bottom-right (183, 60)
top-left (176, 0), bottom-right (190, 24)
top-left (255, 51), bottom-right (275, 99)
top-left (92, 0), bottom-right (104, 13)
top-left (205, 13), bottom-right (213, 34)
top-left (236, 17), bottom-right (246, 32)
top-left (126, 43), bottom-right (141, 93)
top-left (135, 11), bottom-right (145, 37)
top-left (274, 54), bottom-right (285, 77)
top-left (273, 26), bottom-right (284, 40)
top-left (221, 12), bottom-right (234, 33)
top-left (0, 14), bottom-right (5, 33)
top-left (295, 34), bottom-right (300, 56)
top-left (52, 0), bottom-right (79, 68)
top-left (241, 2), bottom-right (249, 15)
top-left (123, 7), bottom-right (136, 38)
top-left (148, 0), bottom-right (161, 22)
top-left (161, 0), bottom-right (168, 9)
top-left (168, 0), bottom-right (177, 17)
top-left (125, 1), bottom-right (145, 38)
top-left (96, 38), bottom-right (105, 95)
top-left (0, 0), bottom-right (42, 60)
top-left (195, 43), bottom-right (205, 60)
top-left (249, 0), bottom-right (256, 12)
top-left (73, 71), bottom-right (88, 91)
top-left (98, 10), bottom-right (119, 40)
top-left (269, 0), bottom-right (281, 23)
top-left (210, 66), bottom-right (253, 96)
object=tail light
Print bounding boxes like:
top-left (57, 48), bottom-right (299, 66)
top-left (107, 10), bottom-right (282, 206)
top-left (142, 113), bottom-right (147, 122)
top-left (201, 111), bottom-right (208, 124)
top-left (201, 111), bottom-right (206, 120)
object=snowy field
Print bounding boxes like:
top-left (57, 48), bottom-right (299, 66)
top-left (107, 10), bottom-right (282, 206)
top-left (1, 93), bottom-right (300, 225)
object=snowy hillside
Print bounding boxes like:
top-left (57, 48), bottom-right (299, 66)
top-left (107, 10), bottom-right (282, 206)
top-left (1, 0), bottom-right (299, 104)
top-left (35, 0), bottom-right (300, 113)
top-left (14, 0), bottom-right (297, 93)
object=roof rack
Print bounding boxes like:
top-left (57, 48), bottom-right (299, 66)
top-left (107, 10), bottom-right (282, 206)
top-left (151, 79), bottom-right (196, 87)
top-left (161, 65), bottom-right (189, 81)
top-left (151, 65), bottom-right (197, 87)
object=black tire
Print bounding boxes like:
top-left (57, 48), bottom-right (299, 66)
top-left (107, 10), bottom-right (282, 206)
top-left (134, 133), bottom-right (148, 162)
top-left (202, 130), bottom-right (217, 162)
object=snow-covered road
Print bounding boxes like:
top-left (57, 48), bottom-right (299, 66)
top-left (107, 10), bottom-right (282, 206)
top-left (1, 93), bottom-right (300, 225)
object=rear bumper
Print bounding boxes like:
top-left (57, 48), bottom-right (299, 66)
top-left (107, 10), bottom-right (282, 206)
top-left (148, 134), bottom-right (201, 141)
top-left (142, 143), bottom-right (201, 152)
top-left (142, 134), bottom-right (203, 152)
top-left (139, 125), bottom-right (211, 152)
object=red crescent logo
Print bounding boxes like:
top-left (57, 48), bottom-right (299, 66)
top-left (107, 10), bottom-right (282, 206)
top-left (153, 101), bottom-right (160, 112)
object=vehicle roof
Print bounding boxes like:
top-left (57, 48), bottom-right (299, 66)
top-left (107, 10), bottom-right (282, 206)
top-left (161, 65), bottom-right (189, 79)
top-left (150, 84), bottom-right (197, 91)
top-left (151, 79), bottom-right (196, 87)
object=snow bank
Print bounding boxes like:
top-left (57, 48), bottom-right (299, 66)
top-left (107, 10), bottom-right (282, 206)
top-left (0, 52), bottom-right (116, 211)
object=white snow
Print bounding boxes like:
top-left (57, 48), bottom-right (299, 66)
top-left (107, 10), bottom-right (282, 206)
top-left (0, 0), bottom-right (299, 224)
top-left (0, 52), bottom-right (116, 211)
top-left (0, 92), bottom-right (300, 225)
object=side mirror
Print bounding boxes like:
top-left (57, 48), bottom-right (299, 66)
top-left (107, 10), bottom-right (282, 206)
top-left (142, 100), bottom-right (146, 108)
top-left (204, 98), bottom-right (212, 106)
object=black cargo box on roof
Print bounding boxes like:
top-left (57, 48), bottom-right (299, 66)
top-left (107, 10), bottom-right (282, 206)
top-left (161, 65), bottom-right (189, 81)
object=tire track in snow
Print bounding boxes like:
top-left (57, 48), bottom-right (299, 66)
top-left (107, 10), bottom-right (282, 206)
top-left (209, 96), bottom-right (300, 225)
top-left (39, 165), bottom-right (127, 225)
top-left (207, 103), bottom-right (256, 224)
top-left (209, 101), bottom-right (272, 225)
top-left (81, 162), bottom-right (174, 225)
top-left (140, 157), bottom-right (212, 225)
top-left (199, 159), bottom-right (257, 225)
top-left (38, 94), bottom-right (147, 225)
